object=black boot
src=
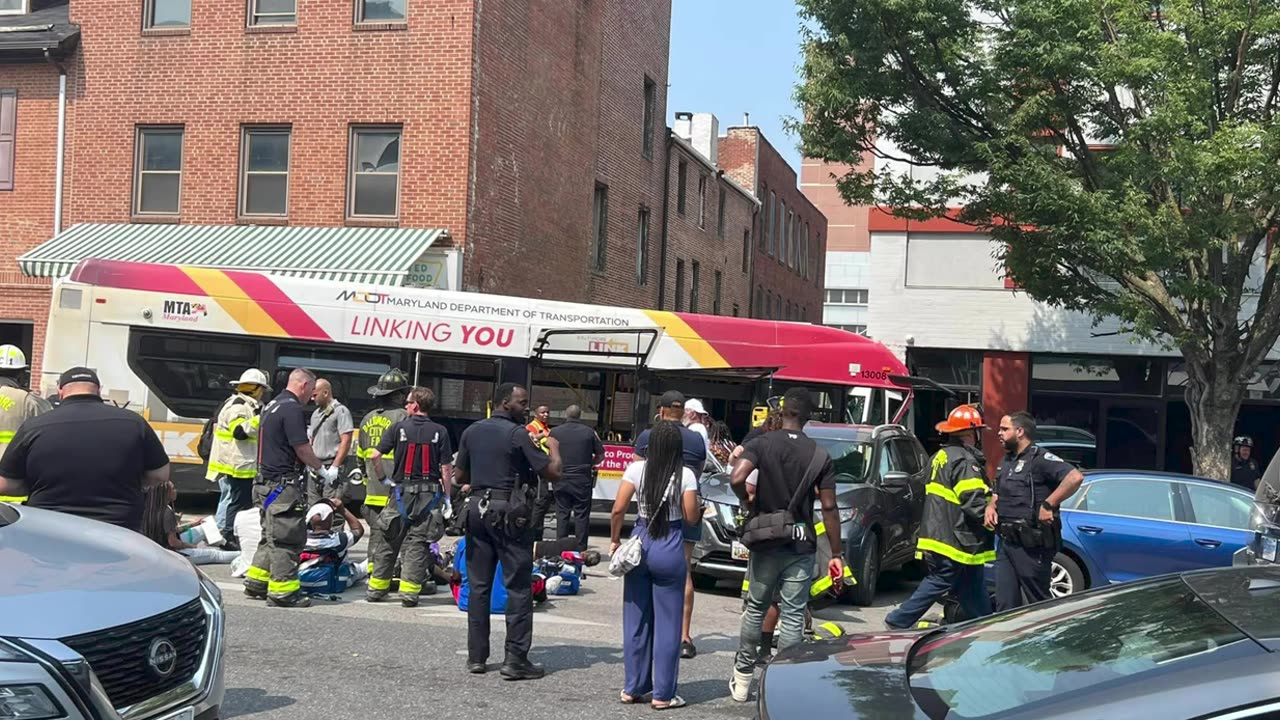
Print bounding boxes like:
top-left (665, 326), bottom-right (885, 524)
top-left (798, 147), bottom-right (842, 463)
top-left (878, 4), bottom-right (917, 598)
top-left (500, 657), bottom-right (545, 681)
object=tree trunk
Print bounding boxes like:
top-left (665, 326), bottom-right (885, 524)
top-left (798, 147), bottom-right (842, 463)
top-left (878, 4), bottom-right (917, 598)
top-left (1184, 358), bottom-right (1246, 481)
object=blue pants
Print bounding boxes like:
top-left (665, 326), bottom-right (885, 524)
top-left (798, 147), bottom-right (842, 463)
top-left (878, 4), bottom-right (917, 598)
top-left (623, 518), bottom-right (687, 703)
top-left (735, 548), bottom-right (812, 673)
top-left (886, 552), bottom-right (990, 629)
top-left (215, 475), bottom-right (253, 537)
top-left (994, 541), bottom-right (1054, 611)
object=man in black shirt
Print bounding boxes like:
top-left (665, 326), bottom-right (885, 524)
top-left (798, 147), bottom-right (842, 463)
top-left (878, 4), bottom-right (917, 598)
top-left (0, 367), bottom-right (169, 531)
top-left (728, 388), bottom-right (843, 703)
top-left (243, 368), bottom-right (338, 608)
top-left (368, 387), bottom-right (455, 607)
top-left (455, 382), bottom-right (562, 680)
top-left (1231, 436), bottom-right (1262, 492)
top-left (549, 404), bottom-right (604, 551)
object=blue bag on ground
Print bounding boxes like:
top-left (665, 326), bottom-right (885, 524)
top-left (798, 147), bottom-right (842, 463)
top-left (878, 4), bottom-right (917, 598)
top-left (300, 559), bottom-right (355, 595)
top-left (453, 537), bottom-right (507, 613)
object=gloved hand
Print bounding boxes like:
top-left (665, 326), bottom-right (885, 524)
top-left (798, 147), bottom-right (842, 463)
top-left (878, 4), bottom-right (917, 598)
top-left (318, 465), bottom-right (340, 485)
top-left (347, 467), bottom-right (365, 485)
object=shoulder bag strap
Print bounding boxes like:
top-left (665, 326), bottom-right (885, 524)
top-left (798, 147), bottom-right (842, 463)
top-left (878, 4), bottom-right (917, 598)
top-left (785, 444), bottom-right (828, 516)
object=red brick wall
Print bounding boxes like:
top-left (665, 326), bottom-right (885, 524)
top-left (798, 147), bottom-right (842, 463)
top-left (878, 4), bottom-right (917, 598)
top-left (65, 0), bottom-right (474, 236)
top-left (982, 350), bottom-right (1031, 477)
top-left (467, 0), bottom-right (670, 306)
top-left (801, 159), bottom-right (869, 252)
top-left (0, 63), bottom-right (65, 377)
top-left (717, 128), bottom-right (756, 193)
top-left (659, 140), bottom-right (755, 316)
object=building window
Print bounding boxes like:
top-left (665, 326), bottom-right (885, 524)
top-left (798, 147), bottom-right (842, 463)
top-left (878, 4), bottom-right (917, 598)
top-left (690, 260), bottom-right (700, 312)
top-left (755, 286), bottom-right (764, 317)
top-left (801, 222), bottom-right (809, 278)
top-left (814, 234), bottom-right (823, 287)
top-left (249, 0), bottom-right (296, 25)
top-left (713, 270), bottom-right (722, 315)
top-left (145, 0), bottom-right (191, 28)
top-left (636, 206), bottom-right (649, 285)
top-left (825, 289), bottom-right (869, 305)
top-left (742, 229), bottom-right (750, 273)
top-left (760, 185), bottom-right (769, 248)
top-left (717, 185), bottom-right (726, 238)
top-left (830, 324), bottom-right (868, 335)
top-left (675, 260), bottom-right (686, 312)
top-left (677, 160), bottom-right (687, 216)
top-left (774, 295), bottom-right (781, 319)
top-left (785, 300), bottom-right (792, 320)
top-left (0, 90), bottom-right (14, 192)
top-left (765, 290), bottom-right (773, 319)
top-left (356, 0), bottom-right (406, 22)
top-left (773, 198), bottom-right (783, 257)
top-left (698, 174), bottom-right (707, 228)
top-left (591, 183), bottom-right (609, 272)
top-left (348, 126), bottom-right (401, 218)
top-left (240, 127), bottom-right (290, 217)
top-left (642, 77), bottom-right (656, 159)
top-left (134, 127), bottom-right (184, 216)
top-left (785, 210), bottom-right (795, 267)
top-left (0, 0), bottom-right (27, 15)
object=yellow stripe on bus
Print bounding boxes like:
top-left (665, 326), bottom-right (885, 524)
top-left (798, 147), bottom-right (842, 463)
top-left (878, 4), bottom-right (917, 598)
top-left (641, 311), bottom-right (729, 368)
top-left (181, 266), bottom-right (288, 337)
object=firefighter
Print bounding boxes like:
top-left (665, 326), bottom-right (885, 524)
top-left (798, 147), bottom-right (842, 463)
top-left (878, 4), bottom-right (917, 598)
top-left (885, 404), bottom-right (994, 629)
top-left (243, 368), bottom-right (339, 608)
top-left (355, 369), bottom-right (411, 579)
top-left (367, 387), bottom-right (454, 606)
top-left (206, 368), bottom-right (269, 549)
top-left (0, 344), bottom-right (52, 503)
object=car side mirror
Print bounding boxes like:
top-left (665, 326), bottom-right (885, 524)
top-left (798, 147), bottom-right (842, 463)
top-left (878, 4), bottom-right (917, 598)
top-left (882, 471), bottom-right (911, 487)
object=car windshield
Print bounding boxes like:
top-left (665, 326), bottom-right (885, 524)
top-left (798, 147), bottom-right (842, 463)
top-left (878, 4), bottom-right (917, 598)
top-left (813, 437), bottom-right (873, 484)
top-left (906, 579), bottom-right (1250, 718)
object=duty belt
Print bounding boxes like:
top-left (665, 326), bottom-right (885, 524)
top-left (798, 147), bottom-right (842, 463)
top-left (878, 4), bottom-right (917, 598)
top-left (260, 472), bottom-right (305, 509)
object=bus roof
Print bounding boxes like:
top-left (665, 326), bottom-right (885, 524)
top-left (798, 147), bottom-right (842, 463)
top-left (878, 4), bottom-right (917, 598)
top-left (65, 258), bottom-right (907, 389)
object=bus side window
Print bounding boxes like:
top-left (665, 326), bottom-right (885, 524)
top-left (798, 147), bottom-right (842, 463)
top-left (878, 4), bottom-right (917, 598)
top-left (130, 329), bottom-right (259, 418)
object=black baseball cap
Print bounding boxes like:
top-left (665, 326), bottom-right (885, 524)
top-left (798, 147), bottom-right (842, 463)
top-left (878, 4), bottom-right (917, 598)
top-left (658, 390), bottom-right (686, 408)
top-left (58, 366), bottom-right (100, 388)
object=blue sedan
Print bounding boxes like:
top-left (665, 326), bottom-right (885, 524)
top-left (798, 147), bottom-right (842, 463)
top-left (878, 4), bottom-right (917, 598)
top-left (1045, 470), bottom-right (1255, 596)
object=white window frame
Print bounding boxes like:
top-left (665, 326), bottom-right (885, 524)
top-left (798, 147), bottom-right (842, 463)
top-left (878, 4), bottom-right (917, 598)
top-left (355, 0), bottom-right (407, 24)
top-left (347, 125), bottom-right (402, 220)
top-left (133, 126), bottom-right (184, 217)
top-left (0, 0), bottom-right (29, 16)
top-left (248, 0), bottom-right (296, 26)
top-left (239, 126), bottom-right (291, 218)
top-left (143, 0), bottom-right (191, 29)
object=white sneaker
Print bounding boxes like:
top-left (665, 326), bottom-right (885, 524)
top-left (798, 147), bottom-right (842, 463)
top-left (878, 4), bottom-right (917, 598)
top-left (729, 668), bottom-right (753, 702)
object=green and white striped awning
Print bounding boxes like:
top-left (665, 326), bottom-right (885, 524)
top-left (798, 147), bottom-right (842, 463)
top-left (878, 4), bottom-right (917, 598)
top-left (18, 223), bottom-right (450, 286)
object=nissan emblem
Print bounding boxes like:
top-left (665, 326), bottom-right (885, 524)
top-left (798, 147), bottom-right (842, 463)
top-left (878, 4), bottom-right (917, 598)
top-left (147, 637), bottom-right (178, 678)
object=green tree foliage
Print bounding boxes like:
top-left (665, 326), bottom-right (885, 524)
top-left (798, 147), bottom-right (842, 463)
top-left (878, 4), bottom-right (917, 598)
top-left (797, 0), bottom-right (1280, 479)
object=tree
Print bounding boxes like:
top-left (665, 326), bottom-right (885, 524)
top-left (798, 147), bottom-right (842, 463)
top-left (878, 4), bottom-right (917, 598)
top-left (796, 0), bottom-right (1280, 479)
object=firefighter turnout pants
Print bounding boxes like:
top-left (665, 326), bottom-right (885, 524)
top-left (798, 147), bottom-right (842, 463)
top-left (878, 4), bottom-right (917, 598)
top-left (369, 488), bottom-right (445, 602)
top-left (244, 478), bottom-right (308, 604)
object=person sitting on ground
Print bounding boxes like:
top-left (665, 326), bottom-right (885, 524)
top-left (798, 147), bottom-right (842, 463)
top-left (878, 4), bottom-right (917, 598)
top-left (298, 499), bottom-right (369, 592)
top-left (142, 481), bottom-right (240, 565)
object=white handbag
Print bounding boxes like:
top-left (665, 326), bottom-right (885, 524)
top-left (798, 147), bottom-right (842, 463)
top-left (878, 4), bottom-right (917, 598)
top-left (608, 472), bottom-right (678, 577)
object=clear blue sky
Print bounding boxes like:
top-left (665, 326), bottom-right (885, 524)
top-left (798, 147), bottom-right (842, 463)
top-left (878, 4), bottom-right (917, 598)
top-left (666, 0), bottom-right (805, 171)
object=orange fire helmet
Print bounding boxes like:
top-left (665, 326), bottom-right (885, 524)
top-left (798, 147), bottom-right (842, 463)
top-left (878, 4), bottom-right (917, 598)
top-left (935, 404), bottom-right (986, 435)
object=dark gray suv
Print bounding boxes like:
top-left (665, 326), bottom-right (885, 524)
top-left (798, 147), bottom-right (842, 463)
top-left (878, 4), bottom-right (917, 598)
top-left (691, 423), bottom-right (929, 605)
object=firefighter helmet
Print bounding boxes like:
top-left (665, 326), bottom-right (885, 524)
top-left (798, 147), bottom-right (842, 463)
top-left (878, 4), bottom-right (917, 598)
top-left (231, 368), bottom-right (269, 389)
top-left (936, 404), bottom-right (986, 435)
top-left (1234, 435), bottom-right (1255, 448)
top-left (0, 345), bottom-right (27, 371)
top-left (368, 368), bottom-right (411, 397)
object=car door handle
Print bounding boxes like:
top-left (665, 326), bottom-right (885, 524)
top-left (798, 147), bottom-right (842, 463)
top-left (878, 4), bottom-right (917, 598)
top-left (1194, 538), bottom-right (1222, 549)
top-left (1077, 525), bottom-right (1104, 535)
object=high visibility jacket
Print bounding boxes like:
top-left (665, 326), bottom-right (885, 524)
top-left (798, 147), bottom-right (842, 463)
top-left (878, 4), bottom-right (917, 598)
top-left (356, 406), bottom-right (407, 507)
top-left (917, 442), bottom-right (996, 565)
top-left (205, 392), bottom-right (263, 480)
top-left (0, 383), bottom-right (52, 503)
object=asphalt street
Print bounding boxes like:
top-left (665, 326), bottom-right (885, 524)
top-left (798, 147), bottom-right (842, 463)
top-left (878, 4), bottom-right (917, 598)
top-left (196, 523), bottom-right (917, 720)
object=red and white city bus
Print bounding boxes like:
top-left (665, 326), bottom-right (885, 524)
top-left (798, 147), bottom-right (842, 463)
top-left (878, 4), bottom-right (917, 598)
top-left (42, 259), bottom-right (912, 502)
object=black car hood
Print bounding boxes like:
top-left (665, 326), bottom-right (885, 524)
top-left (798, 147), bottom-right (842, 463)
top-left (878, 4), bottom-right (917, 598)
top-left (761, 632), bottom-right (928, 720)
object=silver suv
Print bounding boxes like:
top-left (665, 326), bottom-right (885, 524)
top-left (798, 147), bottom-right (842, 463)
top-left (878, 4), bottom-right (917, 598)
top-left (0, 502), bottom-right (225, 719)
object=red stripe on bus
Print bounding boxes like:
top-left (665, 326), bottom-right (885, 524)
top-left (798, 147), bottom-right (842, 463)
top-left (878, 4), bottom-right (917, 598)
top-left (70, 259), bottom-right (206, 296)
top-left (222, 270), bottom-right (332, 341)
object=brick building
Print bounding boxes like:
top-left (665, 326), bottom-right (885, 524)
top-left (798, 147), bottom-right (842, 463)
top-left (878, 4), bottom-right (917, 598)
top-left (801, 158), bottom-right (872, 335)
top-left (3, 0), bottom-right (673, 370)
top-left (0, 1), bottom-right (79, 376)
top-left (718, 125), bottom-right (826, 322)
top-left (656, 113), bottom-right (756, 317)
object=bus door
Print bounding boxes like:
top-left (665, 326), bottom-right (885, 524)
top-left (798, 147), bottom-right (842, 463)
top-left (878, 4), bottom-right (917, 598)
top-left (649, 367), bottom-right (778, 443)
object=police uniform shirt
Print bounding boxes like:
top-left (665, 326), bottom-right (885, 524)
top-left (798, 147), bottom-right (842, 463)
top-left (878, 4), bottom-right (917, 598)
top-left (376, 415), bottom-right (454, 484)
top-left (1231, 457), bottom-right (1262, 492)
top-left (258, 389), bottom-right (310, 477)
top-left (454, 412), bottom-right (549, 491)
top-left (996, 445), bottom-right (1076, 521)
top-left (549, 419), bottom-right (603, 485)
top-left (0, 395), bottom-right (169, 531)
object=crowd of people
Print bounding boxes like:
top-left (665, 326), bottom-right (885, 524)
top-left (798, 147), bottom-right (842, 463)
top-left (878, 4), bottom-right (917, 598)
top-left (0, 343), bottom-right (1107, 706)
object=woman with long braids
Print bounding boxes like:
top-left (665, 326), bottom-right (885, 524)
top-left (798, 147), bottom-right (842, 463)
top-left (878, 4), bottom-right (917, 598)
top-left (610, 421), bottom-right (700, 710)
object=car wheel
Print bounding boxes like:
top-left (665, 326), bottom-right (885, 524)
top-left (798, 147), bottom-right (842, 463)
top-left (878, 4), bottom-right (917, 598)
top-left (847, 533), bottom-right (879, 607)
top-left (1050, 553), bottom-right (1085, 598)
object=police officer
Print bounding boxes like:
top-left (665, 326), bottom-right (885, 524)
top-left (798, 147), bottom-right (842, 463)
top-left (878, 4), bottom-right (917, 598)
top-left (885, 405), bottom-right (994, 629)
top-left (0, 345), bottom-right (51, 503)
top-left (244, 368), bottom-right (340, 608)
top-left (355, 369), bottom-right (411, 577)
top-left (455, 382), bottom-right (562, 680)
top-left (367, 387), bottom-right (454, 607)
top-left (1231, 436), bottom-right (1262, 492)
top-left (989, 411), bottom-right (1084, 611)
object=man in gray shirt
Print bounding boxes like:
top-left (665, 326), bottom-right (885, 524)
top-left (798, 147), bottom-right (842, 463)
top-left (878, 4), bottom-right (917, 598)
top-left (308, 379), bottom-right (354, 522)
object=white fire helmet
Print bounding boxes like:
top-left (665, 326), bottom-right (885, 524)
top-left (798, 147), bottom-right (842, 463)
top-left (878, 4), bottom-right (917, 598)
top-left (232, 368), bottom-right (269, 389)
top-left (0, 345), bottom-right (27, 371)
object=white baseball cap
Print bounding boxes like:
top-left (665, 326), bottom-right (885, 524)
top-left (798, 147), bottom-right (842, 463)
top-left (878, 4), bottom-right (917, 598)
top-left (306, 503), bottom-right (334, 522)
top-left (685, 398), bottom-right (707, 415)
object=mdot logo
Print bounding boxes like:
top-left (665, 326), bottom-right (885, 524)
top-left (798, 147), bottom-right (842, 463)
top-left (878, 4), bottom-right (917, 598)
top-left (162, 299), bottom-right (207, 323)
top-left (335, 290), bottom-right (391, 304)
